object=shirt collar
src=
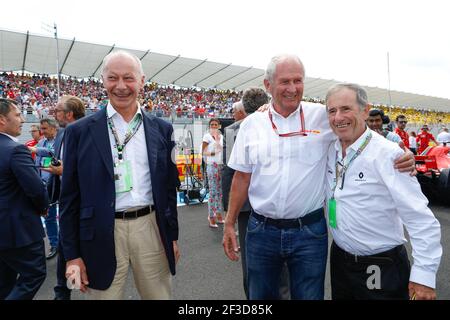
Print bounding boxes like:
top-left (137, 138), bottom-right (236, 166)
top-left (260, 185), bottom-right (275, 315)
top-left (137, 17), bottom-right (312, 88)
top-left (107, 102), bottom-right (142, 121)
top-left (0, 132), bottom-right (18, 142)
top-left (269, 103), bottom-right (301, 120)
top-left (334, 126), bottom-right (371, 159)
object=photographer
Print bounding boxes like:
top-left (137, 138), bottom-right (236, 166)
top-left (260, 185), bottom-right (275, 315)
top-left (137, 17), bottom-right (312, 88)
top-left (28, 118), bottom-right (59, 260)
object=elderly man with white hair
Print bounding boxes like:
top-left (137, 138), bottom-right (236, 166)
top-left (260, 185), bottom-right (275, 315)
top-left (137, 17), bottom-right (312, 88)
top-left (324, 83), bottom-right (442, 300)
top-left (59, 50), bottom-right (180, 300)
top-left (437, 127), bottom-right (450, 146)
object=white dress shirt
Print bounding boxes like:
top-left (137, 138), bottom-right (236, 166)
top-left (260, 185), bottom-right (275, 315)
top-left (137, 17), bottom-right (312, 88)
top-left (228, 102), bottom-right (335, 219)
top-left (325, 127), bottom-right (442, 288)
top-left (107, 103), bottom-right (153, 212)
top-left (0, 132), bottom-right (18, 142)
top-left (437, 131), bottom-right (450, 144)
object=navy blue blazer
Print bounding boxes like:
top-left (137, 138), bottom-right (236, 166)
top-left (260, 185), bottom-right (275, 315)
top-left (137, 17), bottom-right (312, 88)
top-left (0, 134), bottom-right (49, 250)
top-left (59, 109), bottom-right (179, 290)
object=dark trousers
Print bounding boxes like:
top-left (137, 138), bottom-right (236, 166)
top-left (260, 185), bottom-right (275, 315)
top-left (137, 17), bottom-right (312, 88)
top-left (44, 204), bottom-right (59, 248)
top-left (330, 242), bottom-right (410, 300)
top-left (238, 211), bottom-right (290, 300)
top-left (0, 240), bottom-right (46, 300)
top-left (54, 240), bottom-right (71, 300)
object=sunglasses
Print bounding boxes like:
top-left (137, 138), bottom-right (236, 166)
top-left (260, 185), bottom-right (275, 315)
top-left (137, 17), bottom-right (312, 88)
top-left (398, 121), bottom-right (407, 124)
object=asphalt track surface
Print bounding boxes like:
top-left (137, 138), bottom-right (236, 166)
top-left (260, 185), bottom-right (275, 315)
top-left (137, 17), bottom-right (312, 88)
top-left (34, 200), bottom-right (449, 300)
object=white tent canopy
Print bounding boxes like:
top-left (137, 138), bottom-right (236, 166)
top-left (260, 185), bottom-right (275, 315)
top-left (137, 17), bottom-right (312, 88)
top-left (1, 29), bottom-right (449, 112)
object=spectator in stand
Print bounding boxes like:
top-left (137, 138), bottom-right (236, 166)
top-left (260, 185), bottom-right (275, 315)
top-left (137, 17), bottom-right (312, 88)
top-left (417, 124), bottom-right (437, 154)
top-left (24, 124), bottom-right (41, 160)
top-left (409, 131), bottom-right (418, 155)
top-left (395, 115), bottom-right (409, 148)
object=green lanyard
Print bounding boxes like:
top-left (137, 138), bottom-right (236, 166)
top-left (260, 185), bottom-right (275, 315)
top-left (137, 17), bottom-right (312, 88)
top-left (331, 131), bottom-right (372, 198)
top-left (107, 112), bottom-right (143, 163)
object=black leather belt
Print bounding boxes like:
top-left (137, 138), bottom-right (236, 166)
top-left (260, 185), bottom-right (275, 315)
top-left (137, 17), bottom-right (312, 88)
top-left (115, 205), bottom-right (154, 220)
top-left (332, 242), bottom-right (405, 264)
top-left (251, 207), bottom-right (324, 229)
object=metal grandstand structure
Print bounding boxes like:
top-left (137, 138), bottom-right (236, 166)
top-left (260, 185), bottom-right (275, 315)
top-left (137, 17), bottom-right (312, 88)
top-left (1, 28), bottom-right (450, 112)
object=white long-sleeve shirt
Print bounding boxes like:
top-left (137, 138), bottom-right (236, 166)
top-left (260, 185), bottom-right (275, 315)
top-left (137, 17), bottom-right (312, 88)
top-left (325, 127), bottom-right (442, 288)
top-left (107, 103), bottom-right (153, 212)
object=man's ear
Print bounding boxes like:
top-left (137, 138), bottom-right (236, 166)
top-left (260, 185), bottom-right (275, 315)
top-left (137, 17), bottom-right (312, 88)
top-left (263, 79), bottom-right (271, 92)
top-left (362, 104), bottom-right (370, 120)
top-left (67, 111), bottom-right (74, 122)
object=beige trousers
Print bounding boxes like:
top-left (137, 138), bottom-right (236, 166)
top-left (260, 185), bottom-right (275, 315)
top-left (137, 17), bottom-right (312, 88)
top-left (89, 211), bottom-right (172, 300)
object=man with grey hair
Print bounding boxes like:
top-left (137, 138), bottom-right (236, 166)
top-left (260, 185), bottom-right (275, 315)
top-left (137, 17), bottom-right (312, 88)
top-left (324, 83), bottom-right (441, 300)
top-left (60, 50), bottom-right (180, 299)
top-left (28, 118), bottom-right (59, 260)
top-left (437, 127), bottom-right (450, 146)
top-left (224, 54), bottom-right (334, 299)
top-left (222, 88), bottom-right (277, 298)
top-left (223, 55), bottom-right (415, 300)
top-left (231, 101), bottom-right (245, 123)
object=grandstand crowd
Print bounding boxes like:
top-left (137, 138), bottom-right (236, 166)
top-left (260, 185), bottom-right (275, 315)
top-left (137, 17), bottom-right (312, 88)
top-left (0, 72), bottom-right (240, 119)
top-left (1, 71), bottom-right (449, 124)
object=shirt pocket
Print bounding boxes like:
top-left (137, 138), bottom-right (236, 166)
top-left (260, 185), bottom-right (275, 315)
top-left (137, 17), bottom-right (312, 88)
top-left (293, 140), bottom-right (327, 165)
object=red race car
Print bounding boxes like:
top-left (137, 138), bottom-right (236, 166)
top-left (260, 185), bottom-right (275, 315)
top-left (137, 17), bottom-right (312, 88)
top-left (415, 145), bottom-right (450, 204)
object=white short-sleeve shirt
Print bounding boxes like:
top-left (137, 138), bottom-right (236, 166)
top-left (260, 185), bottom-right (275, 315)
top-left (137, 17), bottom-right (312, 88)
top-left (228, 102), bottom-right (335, 219)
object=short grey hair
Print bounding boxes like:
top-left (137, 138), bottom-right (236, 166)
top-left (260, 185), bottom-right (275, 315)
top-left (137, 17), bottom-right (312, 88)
top-left (264, 54), bottom-right (305, 83)
top-left (325, 83), bottom-right (368, 111)
top-left (40, 118), bottom-right (58, 128)
top-left (242, 87), bottom-right (269, 114)
top-left (232, 101), bottom-right (245, 113)
top-left (101, 50), bottom-right (144, 77)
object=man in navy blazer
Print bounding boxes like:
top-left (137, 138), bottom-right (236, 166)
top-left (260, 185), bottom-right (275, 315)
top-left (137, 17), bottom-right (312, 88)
top-left (59, 51), bottom-right (180, 299)
top-left (0, 98), bottom-right (49, 300)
